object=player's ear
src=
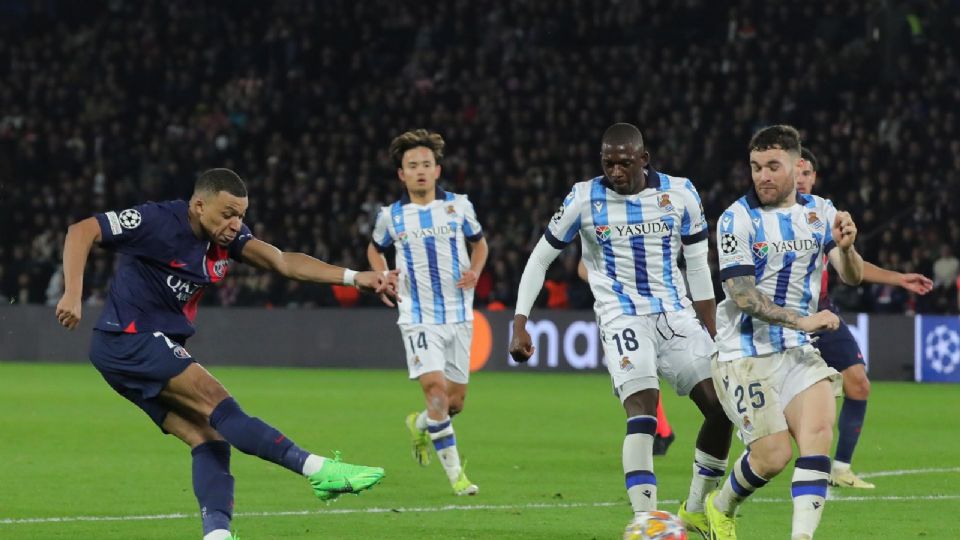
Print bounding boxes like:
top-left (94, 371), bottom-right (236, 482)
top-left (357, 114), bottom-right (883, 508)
top-left (396, 167), bottom-right (405, 182)
top-left (434, 164), bottom-right (442, 178)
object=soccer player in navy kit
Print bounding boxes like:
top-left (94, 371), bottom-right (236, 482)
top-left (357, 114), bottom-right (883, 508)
top-left (55, 169), bottom-right (397, 540)
top-left (796, 149), bottom-right (933, 488)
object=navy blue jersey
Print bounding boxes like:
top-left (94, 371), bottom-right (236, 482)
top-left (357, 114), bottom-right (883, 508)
top-left (93, 200), bottom-right (253, 338)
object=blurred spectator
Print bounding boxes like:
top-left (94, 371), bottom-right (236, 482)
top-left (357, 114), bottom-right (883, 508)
top-left (1, 0), bottom-right (957, 314)
top-left (933, 245), bottom-right (959, 288)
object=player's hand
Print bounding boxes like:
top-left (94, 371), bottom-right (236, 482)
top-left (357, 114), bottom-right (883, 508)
top-left (455, 270), bottom-right (479, 289)
top-left (797, 310), bottom-right (840, 334)
top-left (899, 273), bottom-right (933, 295)
top-left (355, 269), bottom-right (401, 307)
top-left (832, 211), bottom-right (858, 250)
top-left (55, 293), bottom-right (82, 330)
top-left (509, 319), bottom-right (535, 363)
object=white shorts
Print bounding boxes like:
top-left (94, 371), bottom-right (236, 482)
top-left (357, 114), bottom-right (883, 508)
top-left (600, 308), bottom-right (716, 403)
top-left (399, 322), bottom-right (473, 384)
top-left (711, 344), bottom-right (841, 445)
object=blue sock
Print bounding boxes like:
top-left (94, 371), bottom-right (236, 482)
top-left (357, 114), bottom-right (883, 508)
top-left (835, 398), bottom-right (867, 464)
top-left (192, 441), bottom-right (234, 535)
top-left (209, 397), bottom-right (310, 474)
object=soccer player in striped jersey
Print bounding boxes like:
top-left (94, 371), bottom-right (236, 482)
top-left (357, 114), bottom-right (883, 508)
top-left (706, 125), bottom-right (865, 540)
top-left (796, 149), bottom-right (933, 489)
top-left (368, 129), bottom-right (488, 496)
top-left (510, 123), bottom-right (733, 537)
top-left (578, 260), bottom-right (676, 456)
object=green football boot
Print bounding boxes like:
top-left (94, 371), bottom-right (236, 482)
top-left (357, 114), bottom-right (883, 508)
top-left (308, 451), bottom-right (385, 501)
top-left (678, 499), bottom-right (709, 538)
top-left (405, 412), bottom-right (432, 466)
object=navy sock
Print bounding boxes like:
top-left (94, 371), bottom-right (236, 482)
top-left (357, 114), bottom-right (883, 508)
top-left (192, 441), bottom-right (234, 535)
top-left (835, 398), bottom-right (867, 464)
top-left (209, 397), bottom-right (311, 474)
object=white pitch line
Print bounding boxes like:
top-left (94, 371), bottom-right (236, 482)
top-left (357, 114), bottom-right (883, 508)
top-left (3, 467), bottom-right (959, 526)
top-left (857, 467), bottom-right (960, 479)
top-left (5, 495), bottom-right (960, 526)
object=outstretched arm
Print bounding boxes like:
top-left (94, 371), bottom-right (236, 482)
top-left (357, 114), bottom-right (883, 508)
top-left (861, 261), bottom-right (933, 294)
top-left (725, 276), bottom-right (839, 334)
top-left (56, 217), bottom-right (102, 330)
top-left (242, 238), bottom-right (399, 305)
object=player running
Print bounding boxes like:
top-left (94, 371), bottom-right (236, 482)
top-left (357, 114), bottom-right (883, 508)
top-left (705, 125), bottom-right (864, 540)
top-left (796, 148), bottom-right (933, 489)
top-left (55, 168), bottom-right (396, 540)
top-left (367, 129), bottom-right (488, 496)
top-left (510, 123), bottom-right (732, 537)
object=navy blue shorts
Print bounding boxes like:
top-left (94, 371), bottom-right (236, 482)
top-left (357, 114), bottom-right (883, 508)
top-left (89, 330), bottom-right (194, 429)
top-left (812, 319), bottom-right (864, 372)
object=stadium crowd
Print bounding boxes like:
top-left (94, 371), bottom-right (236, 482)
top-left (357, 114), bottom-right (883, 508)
top-left (1, 0), bottom-right (958, 313)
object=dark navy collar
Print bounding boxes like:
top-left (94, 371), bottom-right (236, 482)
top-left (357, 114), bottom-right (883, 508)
top-left (401, 186), bottom-right (445, 204)
top-left (600, 166), bottom-right (661, 192)
top-left (745, 188), bottom-right (810, 208)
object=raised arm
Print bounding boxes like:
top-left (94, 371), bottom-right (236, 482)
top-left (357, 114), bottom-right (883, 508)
top-left (826, 210), bottom-right (864, 285)
top-left (56, 217), bottom-right (102, 329)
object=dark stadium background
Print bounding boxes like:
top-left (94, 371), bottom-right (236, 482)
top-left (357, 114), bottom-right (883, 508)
top-left (0, 0), bottom-right (957, 313)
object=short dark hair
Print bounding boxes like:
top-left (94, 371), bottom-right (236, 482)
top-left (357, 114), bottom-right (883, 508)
top-left (195, 168), bottom-right (247, 197)
top-left (389, 129), bottom-right (445, 167)
top-left (801, 147), bottom-right (818, 171)
top-left (748, 124), bottom-right (802, 156)
top-left (602, 122), bottom-right (644, 149)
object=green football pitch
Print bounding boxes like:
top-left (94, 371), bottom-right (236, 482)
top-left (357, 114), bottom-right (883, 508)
top-left (1, 362), bottom-right (958, 539)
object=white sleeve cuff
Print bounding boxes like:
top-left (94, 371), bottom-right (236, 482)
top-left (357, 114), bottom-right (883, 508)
top-left (514, 237), bottom-right (563, 317)
top-left (683, 240), bottom-right (715, 301)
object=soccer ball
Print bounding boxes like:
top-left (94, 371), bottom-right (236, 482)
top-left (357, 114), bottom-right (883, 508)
top-left (623, 511), bottom-right (687, 540)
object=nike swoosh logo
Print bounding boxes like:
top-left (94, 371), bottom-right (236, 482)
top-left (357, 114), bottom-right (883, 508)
top-left (169, 260), bottom-right (188, 268)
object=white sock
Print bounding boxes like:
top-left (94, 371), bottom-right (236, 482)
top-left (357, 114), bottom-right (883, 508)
top-left (624, 415), bottom-right (657, 514)
top-left (685, 448), bottom-right (728, 513)
top-left (203, 529), bottom-right (232, 540)
top-left (715, 451), bottom-right (769, 515)
top-left (831, 459), bottom-right (850, 473)
top-left (791, 455), bottom-right (830, 539)
top-left (427, 416), bottom-right (461, 483)
top-left (415, 410), bottom-right (429, 432)
top-left (301, 454), bottom-right (326, 477)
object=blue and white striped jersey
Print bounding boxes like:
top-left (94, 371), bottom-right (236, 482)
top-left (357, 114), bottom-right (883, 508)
top-left (715, 190), bottom-right (838, 361)
top-left (372, 187), bottom-right (483, 325)
top-left (545, 169), bottom-right (709, 323)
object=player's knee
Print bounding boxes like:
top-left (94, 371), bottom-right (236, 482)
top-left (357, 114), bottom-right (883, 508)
top-left (844, 373), bottom-right (870, 400)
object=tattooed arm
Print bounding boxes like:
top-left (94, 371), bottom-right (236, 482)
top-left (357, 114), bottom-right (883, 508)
top-left (725, 276), bottom-right (840, 333)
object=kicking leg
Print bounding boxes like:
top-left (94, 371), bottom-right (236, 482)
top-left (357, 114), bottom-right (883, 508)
top-left (162, 363), bottom-right (384, 501)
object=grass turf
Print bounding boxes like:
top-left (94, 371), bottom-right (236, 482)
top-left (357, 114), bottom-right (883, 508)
top-left (1, 362), bottom-right (957, 539)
